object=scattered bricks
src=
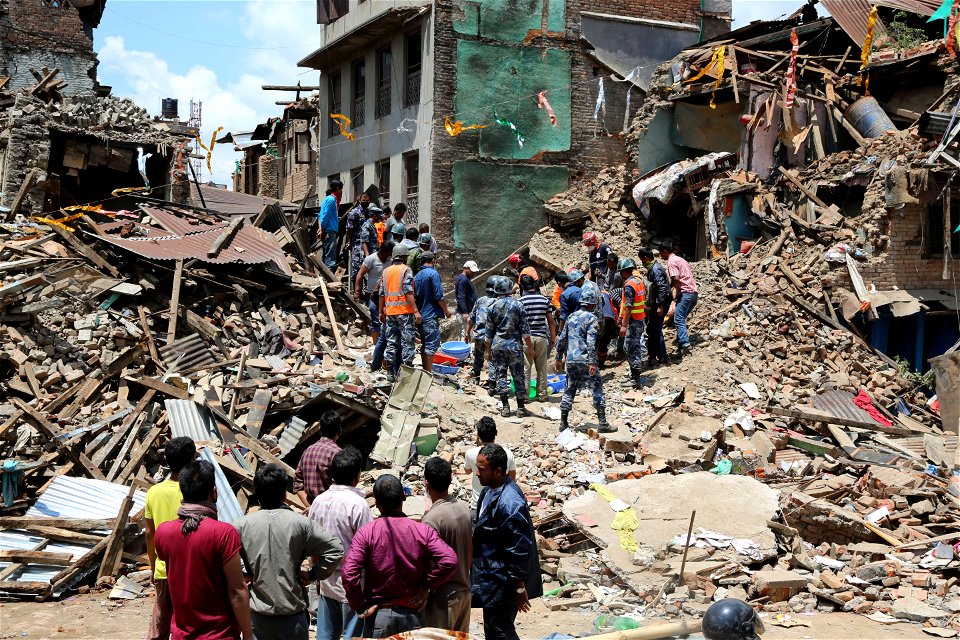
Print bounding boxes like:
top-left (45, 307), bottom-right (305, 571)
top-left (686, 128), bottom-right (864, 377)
top-left (601, 432), bottom-right (634, 453)
top-left (858, 562), bottom-right (894, 583)
top-left (752, 569), bottom-right (810, 602)
top-left (820, 570), bottom-right (844, 590)
top-left (603, 465), bottom-right (651, 482)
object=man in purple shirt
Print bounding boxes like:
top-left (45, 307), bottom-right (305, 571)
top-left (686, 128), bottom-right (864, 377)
top-left (341, 475), bottom-right (457, 638)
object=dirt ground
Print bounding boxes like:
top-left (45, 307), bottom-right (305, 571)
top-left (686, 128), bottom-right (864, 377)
top-left (0, 592), bottom-right (927, 639)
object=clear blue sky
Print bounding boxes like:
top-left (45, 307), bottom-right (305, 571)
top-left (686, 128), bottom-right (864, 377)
top-left (95, 0), bottom-right (807, 187)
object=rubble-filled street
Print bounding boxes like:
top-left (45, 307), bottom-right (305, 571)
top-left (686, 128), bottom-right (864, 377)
top-left (2, 1), bottom-right (960, 640)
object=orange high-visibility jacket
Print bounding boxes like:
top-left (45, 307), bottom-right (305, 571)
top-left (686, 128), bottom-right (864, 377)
top-left (382, 264), bottom-right (416, 315)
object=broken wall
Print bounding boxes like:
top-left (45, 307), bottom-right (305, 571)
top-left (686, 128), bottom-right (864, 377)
top-left (0, 95), bottom-right (51, 213)
top-left (0, 0), bottom-right (101, 96)
top-left (431, 0), bottom-right (705, 266)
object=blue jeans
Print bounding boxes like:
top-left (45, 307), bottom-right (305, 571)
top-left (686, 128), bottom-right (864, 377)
top-left (368, 298), bottom-right (381, 335)
top-left (321, 232), bottom-right (338, 268)
top-left (674, 292), bottom-right (698, 348)
top-left (418, 317), bottom-right (440, 355)
top-left (646, 306), bottom-right (668, 363)
top-left (316, 596), bottom-right (360, 640)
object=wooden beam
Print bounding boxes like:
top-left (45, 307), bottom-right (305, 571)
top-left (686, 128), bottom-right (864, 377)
top-left (97, 484), bottom-right (136, 581)
top-left (208, 217), bottom-right (244, 258)
top-left (318, 277), bottom-right (348, 357)
top-left (778, 167), bottom-right (829, 208)
top-left (115, 424), bottom-right (164, 484)
top-left (47, 224), bottom-right (121, 278)
top-left (7, 168), bottom-right (39, 220)
top-left (124, 375), bottom-right (190, 400)
top-left (0, 517), bottom-right (116, 530)
top-left (261, 84), bottom-right (321, 91)
top-left (166, 259), bottom-right (184, 346)
top-left (765, 405), bottom-right (911, 436)
top-left (0, 550), bottom-right (75, 566)
top-left (91, 390), bottom-right (156, 468)
top-left (137, 305), bottom-right (162, 365)
top-left (245, 389), bottom-right (272, 438)
top-left (13, 399), bottom-right (106, 480)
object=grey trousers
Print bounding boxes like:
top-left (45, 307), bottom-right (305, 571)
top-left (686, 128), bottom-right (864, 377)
top-left (362, 606), bottom-right (422, 638)
top-left (251, 610), bottom-right (310, 640)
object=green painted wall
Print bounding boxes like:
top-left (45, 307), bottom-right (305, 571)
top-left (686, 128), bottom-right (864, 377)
top-left (453, 0), bottom-right (564, 41)
top-left (453, 161), bottom-right (569, 253)
top-left (456, 41), bottom-right (571, 160)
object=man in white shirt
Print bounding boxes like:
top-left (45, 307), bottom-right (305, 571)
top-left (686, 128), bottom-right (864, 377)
top-left (307, 447), bottom-right (372, 640)
top-left (463, 416), bottom-right (516, 520)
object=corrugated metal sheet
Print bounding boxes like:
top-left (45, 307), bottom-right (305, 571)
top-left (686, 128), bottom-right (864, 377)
top-left (820, 0), bottom-right (939, 46)
top-left (165, 399), bottom-right (220, 443)
top-left (279, 417), bottom-right (308, 457)
top-left (1, 477), bottom-right (147, 593)
top-left (190, 184), bottom-right (298, 217)
top-left (95, 224), bottom-right (285, 267)
top-left (141, 206), bottom-right (219, 236)
top-left (199, 447), bottom-right (244, 524)
top-left (159, 333), bottom-right (217, 371)
top-left (811, 389), bottom-right (883, 426)
top-left (26, 476), bottom-right (146, 520)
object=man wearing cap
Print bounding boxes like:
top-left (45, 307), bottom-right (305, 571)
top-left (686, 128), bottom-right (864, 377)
top-left (379, 244), bottom-right (421, 381)
top-left (658, 243), bottom-right (699, 357)
top-left (390, 223), bottom-right (406, 246)
top-left (418, 223), bottom-right (439, 253)
top-left (359, 206), bottom-right (383, 258)
top-left (583, 232), bottom-right (610, 283)
top-left (413, 251), bottom-right (450, 373)
top-left (456, 261), bottom-right (480, 330)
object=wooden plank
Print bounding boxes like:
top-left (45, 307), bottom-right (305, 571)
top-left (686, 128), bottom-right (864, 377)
top-left (778, 167), bottom-right (828, 208)
top-left (207, 216), bottom-right (244, 258)
top-left (79, 214), bottom-right (107, 237)
top-left (0, 550), bottom-right (75, 566)
top-left (0, 581), bottom-right (51, 595)
top-left (227, 348), bottom-right (249, 420)
top-left (778, 262), bottom-right (804, 290)
top-left (137, 305), bottom-right (161, 365)
top-left (115, 424), bottom-right (164, 484)
top-left (47, 536), bottom-right (109, 596)
top-left (124, 375), bottom-right (190, 400)
top-left (91, 390), bottom-right (156, 468)
top-left (105, 412), bottom-right (149, 481)
top-left (765, 405), bottom-right (911, 436)
top-left (234, 432), bottom-right (295, 477)
top-left (245, 389), bottom-right (272, 438)
top-left (15, 526), bottom-right (103, 545)
top-left (318, 277), bottom-right (348, 357)
top-left (7, 168), bottom-right (39, 220)
top-left (47, 224), bottom-right (120, 278)
top-left (0, 517), bottom-right (115, 530)
top-left (21, 363), bottom-right (45, 401)
top-left (166, 259), bottom-right (184, 346)
top-left (97, 484), bottom-right (136, 581)
top-left (12, 399), bottom-right (106, 480)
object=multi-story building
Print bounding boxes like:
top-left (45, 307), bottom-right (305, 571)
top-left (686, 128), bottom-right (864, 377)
top-left (299, 0), bottom-right (729, 267)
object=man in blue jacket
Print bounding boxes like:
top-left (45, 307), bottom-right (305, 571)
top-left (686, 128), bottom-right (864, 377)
top-left (318, 180), bottom-right (343, 268)
top-left (472, 444), bottom-right (542, 640)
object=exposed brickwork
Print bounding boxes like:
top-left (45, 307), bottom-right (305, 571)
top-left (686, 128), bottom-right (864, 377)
top-left (0, 94), bottom-right (50, 213)
top-left (0, 0), bottom-right (100, 96)
top-left (257, 155), bottom-right (279, 200)
top-left (279, 119), bottom-right (316, 204)
top-left (430, 0), bottom-right (703, 271)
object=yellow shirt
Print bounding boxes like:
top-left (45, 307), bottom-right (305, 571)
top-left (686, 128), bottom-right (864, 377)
top-left (144, 480), bottom-right (183, 580)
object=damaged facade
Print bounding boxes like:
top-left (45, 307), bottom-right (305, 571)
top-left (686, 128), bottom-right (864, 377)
top-left (299, 0), bottom-right (730, 266)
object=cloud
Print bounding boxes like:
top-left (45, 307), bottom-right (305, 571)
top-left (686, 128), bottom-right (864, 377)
top-left (97, 0), bottom-right (319, 189)
top-left (732, 0), bottom-right (811, 27)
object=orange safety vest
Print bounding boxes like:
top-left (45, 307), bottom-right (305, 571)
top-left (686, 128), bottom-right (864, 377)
top-left (374, 221), bottom-right (386, 245)
top-left (603, 290), bottom-right (619, 318)
top-left (623, 277), bottom-right (646, 321)
top-left (551, 286), bottom-right (562, 310)
top-left (382, 263), bottom-right (416, 316)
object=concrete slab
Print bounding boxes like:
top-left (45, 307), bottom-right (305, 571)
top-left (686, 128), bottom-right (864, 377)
top-left (563, 473), bottom-right (779, 586)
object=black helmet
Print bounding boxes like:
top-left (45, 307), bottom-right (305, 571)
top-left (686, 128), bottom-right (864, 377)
top-left (485, 276), bottom-right (497, 295)
top-left (702, 599), bottom-right (764, 640)
top-left (519, 274), bottom-right (537, 291)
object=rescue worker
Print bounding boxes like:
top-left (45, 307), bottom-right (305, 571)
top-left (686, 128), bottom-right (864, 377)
top-left (378, 244), bottom-right (421, 382)
top-left (555, 287), bottom-right (611, 433)
top-left (484, 276), bottom-right (535, 418)
top-left (617, 258), bottom-right (648, 389)
top-left (504, 254), bottom-right (523, 282)
top-left (639, 248), bottom-right (671, 367)
top-left (466, 278), bottom-right (497, 389)
top-left (359, 206), bottom-right (383, 258)
top-left (558, 269), bottom-right (584, 332)
top-left (390, 223), bottom-right (406, 245)
top-left (583, 232), bottom-right (610, 283)
top-left (596, 287), bottom-right (619, 368)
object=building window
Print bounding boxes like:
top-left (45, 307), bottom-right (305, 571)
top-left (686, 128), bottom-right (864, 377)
top-left (376, 47), bottom-right (393, 119)
top-left (927, 198), bottom-right (960, 257)
top-left (351, 166), bottom-right (365, 201)
top-left (295, 131), bottom-right (312, 164)
top-left (376, 158), bottom-right (390, 206)
top-left (403, 151), bottom-right (419, 224)
top-left (284, 136), bottom-right (293, 177)
top-left (352, 60), bottom-right (366, 127)
top-left (328, 72), bottom-right (341, 138)
top-left (405, 31), bottom-right (421, 107)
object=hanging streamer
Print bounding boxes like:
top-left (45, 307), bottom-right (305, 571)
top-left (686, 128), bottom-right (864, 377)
top-left (493, 109), bottom-right (524, 147)
top-left (859, 6), bottom-right (878, 93)
top-left (137, 148), bottom-right (150, 189)
top-left (235, 160), bottom-right (241, 174)
top-left (784, 29), bottom-right (800, 109)
top-left (537, 91), bottom-right (557, 126)
top-left (444, 116), bottom-right (489, 136)
top-left (194, 126), bottom-right (224, 174)
top-left (682, 47), bottom-right (724, 85)
top-left (330, 114), bottom-right (356, 141)
top-left (709, 46), bottom-right (726, 109)
top-left (949, 7), bottom-right (960, 56)
top-left (396, 118), bottom-right (417, 133)
top-left (111, 186), bottom-right (150, 196)
top-left (29, 214), bottom-right (82, 231)
top-left (593, 78), bottom-right (606, 136)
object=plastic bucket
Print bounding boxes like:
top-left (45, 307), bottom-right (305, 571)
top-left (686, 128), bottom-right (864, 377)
top-left (434, 364), bottom-right (459, 375)
top-left (844, 96), bottom-right (897, 139)
top-left (439, 341), bottom-right (471, 362)
top-left (547, 374), bottom-right (567, 393)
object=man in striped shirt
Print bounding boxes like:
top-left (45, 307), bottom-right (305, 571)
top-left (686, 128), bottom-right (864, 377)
top-left (519, 274), bottom-right (556, 402)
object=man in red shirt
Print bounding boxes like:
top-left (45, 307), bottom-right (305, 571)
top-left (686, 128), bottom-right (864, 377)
top-left (155, 460), bottom-right (253, 640)
top-left (341, 474), bottom-right (457, 638)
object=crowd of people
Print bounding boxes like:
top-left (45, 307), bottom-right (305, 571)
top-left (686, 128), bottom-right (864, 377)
top-left (318, 179), bottom-right (699, 432)
top-left (146, 412), bottom-right (539, 640)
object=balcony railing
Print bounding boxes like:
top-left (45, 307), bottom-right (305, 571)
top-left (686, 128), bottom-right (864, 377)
top-left (376, 84), bottom-right (392, 119)
top-left (328, 102), bottom-right (341, 137)
top-left (353, 96), bottom-right (366, 127)
top-left (405, 71), bottom-right (421, 107)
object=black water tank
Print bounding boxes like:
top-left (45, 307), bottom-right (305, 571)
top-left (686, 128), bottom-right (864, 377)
top-left (161, 98), bottom-right (179, 119)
